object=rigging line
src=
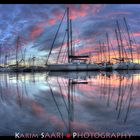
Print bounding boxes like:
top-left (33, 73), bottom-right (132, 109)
top-left (99, 41), bottom-right (102, 63)
top-left (115, 29), bottom-right (122, 60)
top-left (16, 74), bottom-right (22, 108)
top-left (64, 50), bottom-right (68, 64)
top-left (70, 19), bottom-right (73, 61)
top-left (70, 80), bottom-right (73, 116)
top-left (117, 76), bottom-right (128, 120)
top-left (46, 9), bottom-right (67, 65)
top-left (23, 75), bottom-right (28, 96)
top-left (0, 81), bottom-right (4, 102)
top-left (118, 31), bottom-right (129, 60)
top-left (107, 31), bottom-right (117, 59)
top-left (61, 47), bottom-right (67, 63)
top-left (123, 17), bottom-right (133, 62)
top-left (56, 30), bottom-right (67, 64)
top-left (121, 29), bottom-right (130, 50)
top-left (116, 76), bottom-right (122, 111)
top-left (121, 25), bottom-right (131, 45)
top-left (106, 76), bottom-right (111, 107)
top-left (130, 34), bottom-right (138, 47)
top-left (116, 21), bottom-right (129, 60)
top-left (102, 42), bottom-right (107, 63)
top-left (57, 77), bottom-right (69, 112)
top-left (62, 47), bottom-right (68, 64)
top-left (124, 76), bottom-right (133, 123)
top-left (119, 77), bottom-right (129, 112)
top-left (110, 79), bottom-right (116, 103)
top-left (46, 79), bottom-right (68, 130)
top-left (109, 39), bottom-right (117, 60)
top-left (129, 32), bottom-right (140, 63)
top-left (106, 33), bottom-right (111, 63)
top-left (133, 47), bottom-right (139, 64)
top-left (62, 78), bottom-right (69, 99)
top-left (121, 27), bottom-right (133, 60)
top-left (123, 77), bottom-right (133, 106)
top-left (16, 36), bottom-right (20, 69)
top-left (116, 20), bottom-right (125, 60)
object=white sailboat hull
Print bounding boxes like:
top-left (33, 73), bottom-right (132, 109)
top-left (46, 64), bottom-right (102, 71)
top-left (112, 62), bottom-right (139, 70)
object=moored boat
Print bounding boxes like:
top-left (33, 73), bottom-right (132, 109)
top-left (112, 62), bottom-right (137, 70)
top-left (46, 62), bottom-right (102, 71)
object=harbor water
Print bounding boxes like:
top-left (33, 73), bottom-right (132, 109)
top-left (0, 71), bottom-right (140, 136)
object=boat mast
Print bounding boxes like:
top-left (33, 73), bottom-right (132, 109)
top-left (99, 41), bottom-right (102, 63)
top-left (131, 34), bottom-right (140, 64)
top-left (56, 31), bottom-right (67, 64)
top-left (103, 42), bottom-right (107, 63)
top-left (115, 29), bottom-right (122, 61)
top-left (116, 20), bottom-right (125, 62)
top-left (4, 53), bottom-right (8, 67)
top-left (70, 19), bottom-right (73, 63)
top-left (16, 36), bottom-right (20, 69)
top-left (123, 17), bottom-right (133, 62)
top-left (67, 7), bottom-right (70, 63)
top-left (106, 33), bottom-right (111, 64)
top-left (24, 49), bottom-right (26, 67)
top-left (97, 50), bottom-right (99, 63)
top-left (46, 9), bottom-right (66, 65)
top-left (0, 44), bottom-right (1, 67)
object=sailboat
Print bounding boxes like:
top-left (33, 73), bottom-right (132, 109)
top-left (99, 33), bottom-right (113, 71)
top-left (46, 8), bottom-right (102, 71)
top-left (112, 18), bottom-right (139, 70)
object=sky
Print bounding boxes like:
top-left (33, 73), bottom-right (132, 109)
top-left (0, 4), bottom-right (140, 64)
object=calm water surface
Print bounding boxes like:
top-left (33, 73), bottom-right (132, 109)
top-left (0, 71), bottom-right (140, 136)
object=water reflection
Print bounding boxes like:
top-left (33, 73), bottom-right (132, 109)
top-left (0, 71), bottom-right (140, 135)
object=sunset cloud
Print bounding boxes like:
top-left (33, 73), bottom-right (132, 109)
top-left (48, 18), bottom-right (56, 25)
top-left (30, 25), bottom-right (44, 40)
top-left (133, 32), bottom-right (140, 37)
top-left (0, 4), bottom-right (140, 60)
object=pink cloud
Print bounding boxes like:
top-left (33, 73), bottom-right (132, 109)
top-left (52, 8), bottom-right (63, 20)
top-left (64, 4), bottom-right (104, 20)
top-left (75, 45), bottom-right (97, 55)
top-left (133, 32), bottom-right (140, 37)
top-left (37, 20), bottom-right (48, 27)
top-left (28, 5), bottom-right (104, 41)
top-left (30, 25), bottom-right (44, 40)
top-left (108, 11), bottom-right (131, 17)
top-left (48, 18), bottom-right (56, 25)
